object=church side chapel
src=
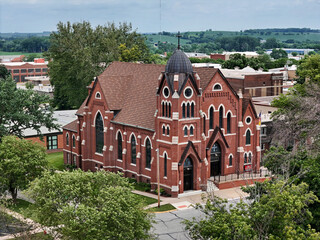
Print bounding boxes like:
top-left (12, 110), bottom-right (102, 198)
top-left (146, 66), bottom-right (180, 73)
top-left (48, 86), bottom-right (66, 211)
top-left (63, 43), bottom-right (261, 197)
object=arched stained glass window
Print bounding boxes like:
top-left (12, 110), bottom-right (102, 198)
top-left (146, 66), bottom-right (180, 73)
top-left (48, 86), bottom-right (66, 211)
top-left (182, 103), bottom-right (186, 118)
top-left (190, 126), bottom-right (194, 135)
top-left (246, 130), bottom-right (251, 145)
top-left (187, 103), bottom-right (190, 118)
top-left (66, 133), bottom-right (69, 146)
top-left (72, 135), bottom-right (76, 148)
top-left (146, 139), bottom-right (151, 169)
top-left (227, 112), bottom-right (231, 133)
top-left (209, 107), bottom-right (214, 129)
top-left (191, 102), bottom-right (194, 117)
top-left (117, 132), bottom-right (122, 160)
top-left (219, 106), bottom-right (223, 129)
top-left (131, 135), bottom-right (136, 164)
top-left (95, 112), bottom-right (104, 153)
top-left (184, 127), bottom-right (188, 136)
top-left (164, 153), bottom-right (167, 177)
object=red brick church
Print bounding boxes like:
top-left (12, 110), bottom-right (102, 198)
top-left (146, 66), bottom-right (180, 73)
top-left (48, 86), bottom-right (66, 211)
top-left (63, 49), bottom-right (261, 197)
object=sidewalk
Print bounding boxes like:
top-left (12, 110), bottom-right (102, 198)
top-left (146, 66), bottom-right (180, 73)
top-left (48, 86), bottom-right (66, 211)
top-left (134, 186), bottom-right (248, 211)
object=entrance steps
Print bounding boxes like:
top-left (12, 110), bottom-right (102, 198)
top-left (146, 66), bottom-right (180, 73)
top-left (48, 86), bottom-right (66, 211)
top-left (207, 179), bottom-right (219, 192)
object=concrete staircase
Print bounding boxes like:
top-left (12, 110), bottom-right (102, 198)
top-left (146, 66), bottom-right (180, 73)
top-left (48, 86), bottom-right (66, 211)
top-left (207, 179), bottom-right (219, 192)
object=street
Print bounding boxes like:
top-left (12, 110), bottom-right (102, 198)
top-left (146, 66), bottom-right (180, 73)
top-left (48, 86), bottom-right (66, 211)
top-left (152, 198), bottom-right (243, 240)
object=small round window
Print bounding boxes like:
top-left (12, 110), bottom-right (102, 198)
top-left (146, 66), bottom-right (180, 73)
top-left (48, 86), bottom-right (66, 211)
top-left (163, 87), bottom-right (170, 98)
top-left (184, 87), bottom-right (193, 98)
top-left (246, 116), bottom-right (252, 124)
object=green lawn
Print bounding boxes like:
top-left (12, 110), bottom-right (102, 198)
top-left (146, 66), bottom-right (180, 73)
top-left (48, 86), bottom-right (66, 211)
top-left (133, 193), bottom-right (158, 206)
top-left (13, 232), bottom-right (53, 240)
top-left (47, 152), bottom-right (64, 171)
top-left (5, 199), bottom-right (39, 222)
top-left (0, 51), bottom-right (43, 56)
top-left (147, 204), bottom-right (176, 212)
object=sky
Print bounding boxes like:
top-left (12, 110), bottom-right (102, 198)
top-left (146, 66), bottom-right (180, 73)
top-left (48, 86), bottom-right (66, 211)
top-left (1, 0), bottom-right (320, 33)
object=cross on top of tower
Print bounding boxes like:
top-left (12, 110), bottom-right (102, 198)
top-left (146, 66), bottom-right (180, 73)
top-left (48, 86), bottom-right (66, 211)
top-left (177, 31), bottom-right (182, 50)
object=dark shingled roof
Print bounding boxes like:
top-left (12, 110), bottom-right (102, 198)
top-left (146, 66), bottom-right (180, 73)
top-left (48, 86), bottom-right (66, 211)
top-left (98, 62), bottom-right (165, 130)
top-left (63, 119), bottom-right (78, 132)
top-left (165, 49), bottom-right (193, 74)
top-left (75, 62), bottom-right (239, 131)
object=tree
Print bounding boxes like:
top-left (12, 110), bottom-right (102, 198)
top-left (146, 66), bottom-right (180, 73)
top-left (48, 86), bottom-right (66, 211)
top-left (270, 48), bottom-right (288, 59)
top-left (27, 170), bottom-right (153, 240)
top-left (185, 181), bottom-right (320, 239)
top-left (46, 21), bottom-right (151, 109)
top-left (263, 38), bottom-right (280, 49)
top-left (296, 54), bottom-right (320, 84)
top-left (0, 136), bottom-right (47, 201)
top-left (0, 66), bottom-right (59, 139)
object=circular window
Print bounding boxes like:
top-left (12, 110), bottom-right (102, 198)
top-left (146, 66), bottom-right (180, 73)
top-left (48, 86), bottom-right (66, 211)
top-left (184, 87), bottom-right (193, 98)
top-left (246, 117), bottom-right (252, 124)
top-left (163, 87), bottom-right (170, 98)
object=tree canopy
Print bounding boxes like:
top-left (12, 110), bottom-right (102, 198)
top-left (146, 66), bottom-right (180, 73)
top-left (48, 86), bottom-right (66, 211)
top-left (185, 181), bottom-right (319, 240)
top-left (0, 65), bottom-right (59, 139)
top-left (0, 136), bottom-right (47, 201)
top-left (296, 54), bottom-right (320, 84)
top-left (46, 21), bottom-right (152, 109)
top-left (27, 170), bottom-right (153, 240)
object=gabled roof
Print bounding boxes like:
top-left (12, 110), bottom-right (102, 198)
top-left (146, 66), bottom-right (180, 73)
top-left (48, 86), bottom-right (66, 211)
top-left (94, 62), bottom-right (165, 130)
top-left (63, 119), bottom-right (78, 133)
top-left (178, 141), bottom-right (202, 166)
top-left (206, 127), bottom-right (230, 150)
top-left (242, 93), bottom-right (258, 119)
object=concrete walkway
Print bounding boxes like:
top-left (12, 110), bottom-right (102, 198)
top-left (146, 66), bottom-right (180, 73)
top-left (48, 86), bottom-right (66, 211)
top-left (0, 206), bottom-right (60, 240)
top-left (134, 186), bottom-right (248, 211)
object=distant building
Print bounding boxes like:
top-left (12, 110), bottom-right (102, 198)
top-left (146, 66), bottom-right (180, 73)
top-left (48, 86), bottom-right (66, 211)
top-left (24, 110), bottom-right (77, 152)
top-left (220, 67), bottom-right (283, 97)
top-left (266, 48), bottom-right (314, 55)
top-left (16, 76), bottom-right (54, 98)
top-left (2, 58), bottom-right (48, 83)
top-left (210, 52), bottom-right (259, 61)
top-left (185, 52), bottom-right (210, 59)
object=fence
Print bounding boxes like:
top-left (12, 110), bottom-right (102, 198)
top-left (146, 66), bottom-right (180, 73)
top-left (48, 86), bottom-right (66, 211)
top-left (212, 169), bottom-right (272, 183)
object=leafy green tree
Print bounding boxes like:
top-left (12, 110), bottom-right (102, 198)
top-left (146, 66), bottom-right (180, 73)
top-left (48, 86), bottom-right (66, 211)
top-left (185, 181), bottom-right (320, 239)
top-left (47, 21), bottom-right (151, 109)
top-left (270, 48), bottom-right (288, 59)
top-left (222, 53), bottom-right (248, 69)
top-left (0, 136), bottom-right (47, 201)
top-left (27, 170), bottom-right (153, 240)
top-left (296, 54), bottom-right (320, 84)
top-left (0, 68), bottom-right (58, 139)
top-left (263, 38), bottom-right (280, 49)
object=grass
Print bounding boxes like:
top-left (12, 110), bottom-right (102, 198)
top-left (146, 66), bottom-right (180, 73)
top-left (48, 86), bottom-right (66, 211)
top-left (133, 193), bottom-right (158, 206)
top-left (13, 232), bottom-right (53, 240)
top-left (47, 152), bottom-right (64, 171)
top-left (5, 199), bottom-right (38, 222)
top-left (0, 51), bottom-right (43, 56)
top-left (147, 204), bottom-right (176, 212)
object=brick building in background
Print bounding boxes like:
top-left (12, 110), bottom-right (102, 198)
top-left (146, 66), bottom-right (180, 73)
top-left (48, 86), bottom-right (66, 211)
top-left (63, 50), bottom-right (263, 197)
top-left (2, 58), bottom-right (48, 83)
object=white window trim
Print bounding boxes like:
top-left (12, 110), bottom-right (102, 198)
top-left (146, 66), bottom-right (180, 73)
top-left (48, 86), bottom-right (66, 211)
top-left (213, 83), bottom-right (223, 91)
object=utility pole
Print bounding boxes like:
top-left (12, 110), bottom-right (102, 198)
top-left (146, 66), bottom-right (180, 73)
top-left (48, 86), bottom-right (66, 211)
top-left (156, 148), bottom-right (161, 208)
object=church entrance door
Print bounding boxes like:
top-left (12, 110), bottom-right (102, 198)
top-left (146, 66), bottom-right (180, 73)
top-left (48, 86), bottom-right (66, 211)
top-left (184, 157), bottom-right (193, 191)
top-left (210, 142), bottom-right (221, 177)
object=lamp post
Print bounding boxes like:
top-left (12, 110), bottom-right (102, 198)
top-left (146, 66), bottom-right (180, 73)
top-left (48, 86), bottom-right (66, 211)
top-left (156, 148), bottom-right (160, 208)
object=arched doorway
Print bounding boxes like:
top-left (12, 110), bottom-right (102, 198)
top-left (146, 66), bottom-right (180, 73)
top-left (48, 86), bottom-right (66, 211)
top-left (210, 142), bottom-right (221, 176)
top-left (184, 157), bottom-right (193, 191)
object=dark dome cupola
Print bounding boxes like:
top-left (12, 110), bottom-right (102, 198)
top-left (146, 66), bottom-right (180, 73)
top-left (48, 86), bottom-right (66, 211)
top-left (165, 49), bottom-right (193, 74)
